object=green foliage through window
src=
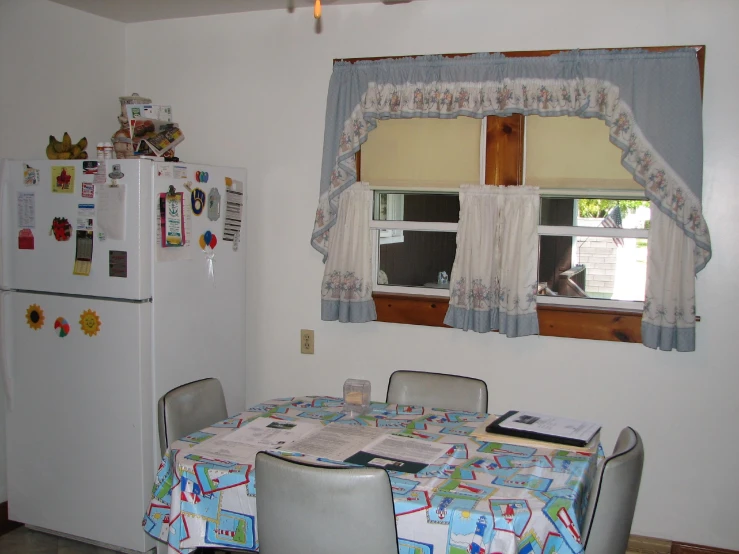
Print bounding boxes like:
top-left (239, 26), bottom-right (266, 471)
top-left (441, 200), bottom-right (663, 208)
top-left (577, 199), bottom-right (648, 218)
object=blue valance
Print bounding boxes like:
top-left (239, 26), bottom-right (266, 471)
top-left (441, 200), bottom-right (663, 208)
top-left (312, 49), bottom-right (711, 273)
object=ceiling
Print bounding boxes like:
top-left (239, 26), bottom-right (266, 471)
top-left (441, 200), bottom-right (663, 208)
top-left (47, 0), bottom-right (415, 24)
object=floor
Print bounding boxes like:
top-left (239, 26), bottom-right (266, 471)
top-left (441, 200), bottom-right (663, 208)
top-left (0, 527), bottom-right (228, 553)
top-left (0, 525), bottom-right (647, 554)
top-left (0, 526), bottom-right (129, 553)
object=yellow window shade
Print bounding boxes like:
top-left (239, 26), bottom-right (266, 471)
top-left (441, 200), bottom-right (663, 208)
top-left (525, 115), bottom-right (640, 190)
top-left (360, 118), bottom-right (482, 189)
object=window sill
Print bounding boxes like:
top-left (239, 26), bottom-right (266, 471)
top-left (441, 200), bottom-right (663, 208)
top-left (372, 292), bottom-right (643, 343)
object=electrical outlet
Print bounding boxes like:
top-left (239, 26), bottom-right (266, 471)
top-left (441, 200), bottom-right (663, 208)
top-left (300, 329), bottom-right (314, 354)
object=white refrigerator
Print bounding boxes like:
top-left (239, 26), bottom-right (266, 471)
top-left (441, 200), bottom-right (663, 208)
top-left (0, 158), bottom-right (247, 553)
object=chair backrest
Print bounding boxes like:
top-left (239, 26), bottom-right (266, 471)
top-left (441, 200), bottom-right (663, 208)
top-left (386, 370), bottom-right (488, 412)
top-left (581, 426), bottom-right (644, 554)
top-left (157, 378), bottom-right (228, 455)
top-left (255, 452), bottom-right (399, 554)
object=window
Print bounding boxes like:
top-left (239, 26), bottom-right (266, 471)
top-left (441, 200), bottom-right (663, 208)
top-left (364, 114), bottom-right (648, 341)
top-left (372, 191), bottom-right (459, 294)
top-left (344, 46), bottom-right (705, 342)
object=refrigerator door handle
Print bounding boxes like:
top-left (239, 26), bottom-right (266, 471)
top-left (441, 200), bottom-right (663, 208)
top-left (0, 290), bottom-right (13, 409)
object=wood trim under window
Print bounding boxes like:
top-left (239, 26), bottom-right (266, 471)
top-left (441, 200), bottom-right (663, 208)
top-left (374, 293), bottom-right (643, 342)
top-left (358, 45), bottom-right (704, 342)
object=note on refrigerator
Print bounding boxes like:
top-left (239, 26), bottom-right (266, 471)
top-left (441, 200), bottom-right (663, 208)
top-left (17, 192), bottom-right (35, 228)
top-left (96, 184), bottom-right (126, 240)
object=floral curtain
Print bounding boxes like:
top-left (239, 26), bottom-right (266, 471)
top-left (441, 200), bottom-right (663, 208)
top-left (314, 49), bottom-right (711, 349)
top-left (321, 182), bottom-right (376, 323)
top-left (642, 205), bottom-right (697, 351)
top-left (444, 185), bottom-right (540, 337)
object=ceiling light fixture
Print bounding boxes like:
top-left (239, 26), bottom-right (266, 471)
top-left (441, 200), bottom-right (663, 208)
top-left (314, 0), bottom-right (321, 19)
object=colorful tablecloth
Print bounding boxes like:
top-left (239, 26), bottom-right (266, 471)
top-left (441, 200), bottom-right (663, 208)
top-left (144, 396), bottom-right (600, 554)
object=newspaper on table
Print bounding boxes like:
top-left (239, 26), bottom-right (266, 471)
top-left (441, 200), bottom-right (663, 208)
top-left (287, 424), bottom-right (451, 473)
top-left (286, 425), bottom-right (386, 461)
top-left (189, 418), bottom-right (321, 464)
top-left (343, 433), bottom-right (452, 473)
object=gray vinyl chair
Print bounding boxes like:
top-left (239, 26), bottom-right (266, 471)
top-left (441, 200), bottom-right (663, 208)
top-left (386, 370), bottom-right (488, 412)
top-left (157, 378), bottom-right (228, 455)
top-left (255, 451), bottom-right (399, 554)
top-left (581, 427), bottom-right (644, 554)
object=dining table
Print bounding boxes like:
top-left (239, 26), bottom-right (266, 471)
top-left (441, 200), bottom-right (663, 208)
top-left (144, 396), bottom-right (601, 554)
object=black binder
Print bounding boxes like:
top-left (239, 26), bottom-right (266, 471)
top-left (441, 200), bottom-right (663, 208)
top-left (485, 410), bottom-right (599, 447)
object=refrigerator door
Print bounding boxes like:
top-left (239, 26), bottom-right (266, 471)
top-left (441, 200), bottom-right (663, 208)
top-left (150, 162), bottom-right (247, 417)
top-left (0, 159), bottom-right (152, 300)
top-left (4, 291), bottom-right (155, 553)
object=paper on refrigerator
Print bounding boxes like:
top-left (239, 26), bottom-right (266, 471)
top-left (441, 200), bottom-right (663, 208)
top-left (96, 184), bottom-right (126, 240)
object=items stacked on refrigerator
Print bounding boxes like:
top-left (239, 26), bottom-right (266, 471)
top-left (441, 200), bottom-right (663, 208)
top-left (112, 94), bottom-right (184, 160)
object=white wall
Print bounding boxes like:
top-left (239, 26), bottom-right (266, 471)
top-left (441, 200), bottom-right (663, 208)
top-left (0, 0), bottom-right (126, 502)
top-left (1, 0), bottom-right (737, 549)
top-left (126, 1), bottom-right (739, 548)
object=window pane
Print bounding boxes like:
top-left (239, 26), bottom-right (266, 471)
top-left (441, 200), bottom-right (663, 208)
top-left (377, 230), bottom-right (456, 289)
top-left (540, 197), bottom-right (650, 230)
top-left (538, 236), bottom-right (647, 301)
top-left (374, 192), bottom-right (459, 223)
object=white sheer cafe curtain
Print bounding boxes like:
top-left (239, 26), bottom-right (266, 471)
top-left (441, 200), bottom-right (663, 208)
top-left (320, 182), bottom-right (377, 323)
top-left (642, 205), bottom-right (697, 351)
top-left (444, 185), bottom-right (540, 337)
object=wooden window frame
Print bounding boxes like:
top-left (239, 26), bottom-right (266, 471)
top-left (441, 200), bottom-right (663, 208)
top-left (345, 45), bottom-right (704, 343)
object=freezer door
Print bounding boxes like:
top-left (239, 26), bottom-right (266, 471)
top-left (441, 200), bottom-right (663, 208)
top-left (4, 291), bottom-right (155, 553)
top-left (0, 159), bottom-right (152, 300)
top-left (151, 163), bottom-right (247, 417)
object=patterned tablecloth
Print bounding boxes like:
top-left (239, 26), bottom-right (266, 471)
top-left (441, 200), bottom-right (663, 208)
top-left (144, 396), bottom-right (600, 554)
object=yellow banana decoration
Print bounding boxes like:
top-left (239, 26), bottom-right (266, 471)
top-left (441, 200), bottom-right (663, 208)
top-left (46, 142), bottom-right (59, 160)
top-left (50, 135), bottom-right (64, 154)
top-left (61, 132), bottom-right (72, 152)
top-left (47, 133), bottom-right (88, 159)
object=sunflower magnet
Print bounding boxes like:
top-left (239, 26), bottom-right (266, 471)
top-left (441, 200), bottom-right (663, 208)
top-left (79, 309), bottom-right (101, 337)
top-left (26, 304), bottom-right (45, 330)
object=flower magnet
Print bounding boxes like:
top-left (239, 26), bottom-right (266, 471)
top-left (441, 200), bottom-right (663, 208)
top-left (26, 304), bottom-right (45, 330)
top-left (79, 309), bottom-right (101, 337)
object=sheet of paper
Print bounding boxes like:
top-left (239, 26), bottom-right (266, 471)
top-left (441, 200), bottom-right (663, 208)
top-left (17, 192), bottom-right (35, 228)
top-left (188, 440), bottom-right (260, 465)
top-left (286, 424), bottom-right (386, 461)
top-left (222, 180), bottom-right (243, 242)
top-left (220, 417), bottom-right (321, 450)
top-left (97, 184), bottom-right (126, 240)
top-left (496, 411), bottom-right (600, 443)
top-left (77, 203), bottom-right (94, 230)
top-left (361, 434), bottom-right (452, 465)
